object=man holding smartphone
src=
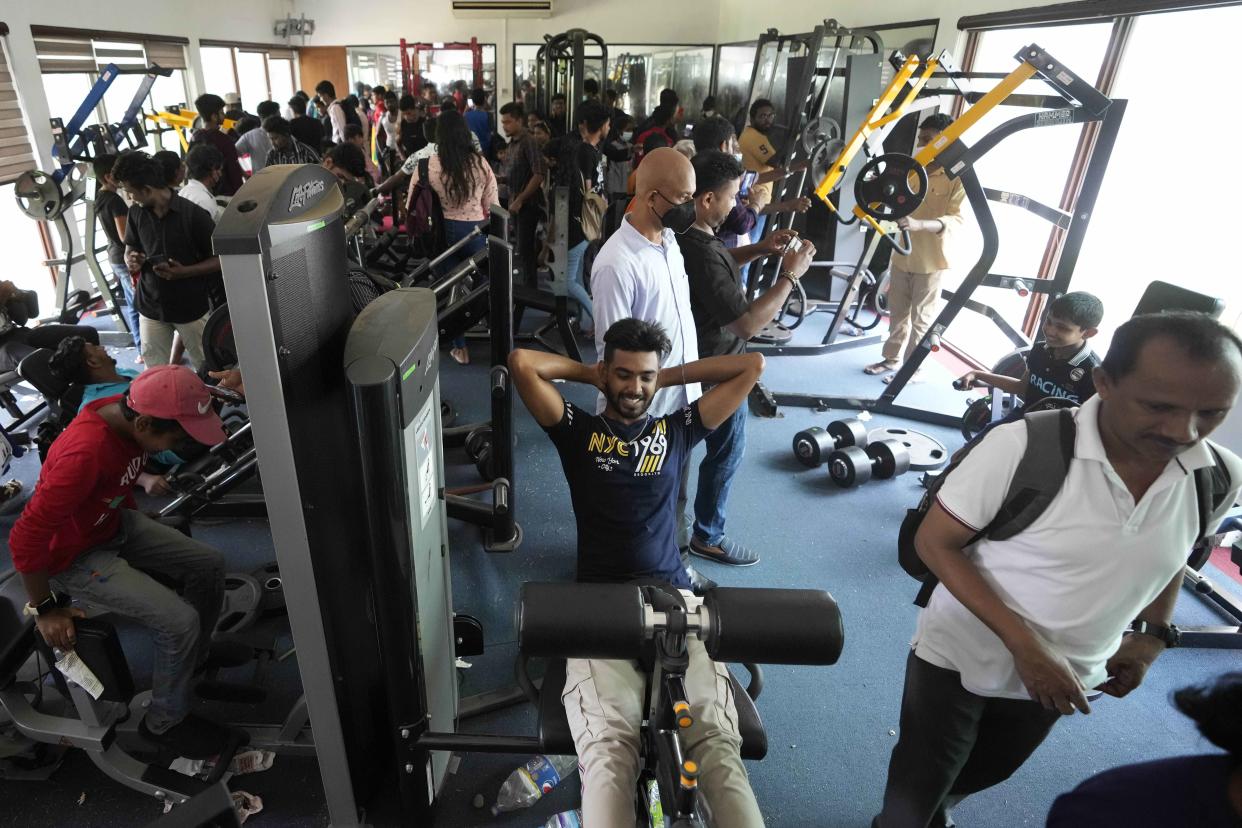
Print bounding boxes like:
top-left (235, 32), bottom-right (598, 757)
top-left (676, 150), bottom-right (816, 567)
top-left (112, 151), bottom-right (221, 371)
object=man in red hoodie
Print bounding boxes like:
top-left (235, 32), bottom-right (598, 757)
top-left (10, 365), bottom-right (231, 757)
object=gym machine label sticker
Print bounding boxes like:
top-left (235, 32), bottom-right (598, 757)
top-left (415, 398), bottom-right (436, 525)
top-left (1035, 109), bottom-right (1073, 127)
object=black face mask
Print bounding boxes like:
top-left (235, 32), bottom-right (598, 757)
top-left (652, 191), bottom-right (696, 235)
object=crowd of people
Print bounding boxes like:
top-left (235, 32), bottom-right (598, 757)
top-left (5, 70), bottom-right (1242, 828)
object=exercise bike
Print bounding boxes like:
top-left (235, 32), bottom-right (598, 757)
top-left (516, 581), bottom-right (845, 826)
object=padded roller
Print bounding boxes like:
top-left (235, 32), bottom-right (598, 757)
top-left (517, 582), bottom-right (647, 660)
top-left (704, 588), bottom-right (844, 666)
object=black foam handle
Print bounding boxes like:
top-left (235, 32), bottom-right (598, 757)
top-left (517, 582), bottom-right (647, 660)
top-left (704, 588), bottom-right (844, 665)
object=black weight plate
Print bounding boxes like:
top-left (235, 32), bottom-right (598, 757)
top-left (475, 441), bottom-right (495, 481)
top-left (866, 427), bottom-right (947, 471)
top-left (464, 427), bottom-right (492, 463)
top-left (828, 445), bottom-right (871, 488)
top-left (216, 573), bottom-right (262, 635)
top-left (854, 153), bottom-right (928, 221)
top-left (792, 427), bottom-right (831, 468)
top-left (827, 418), bottom-right (868, 450)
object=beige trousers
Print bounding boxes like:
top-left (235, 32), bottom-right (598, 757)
top-left (882, 267), bottom-right (946, 363)
top-left (563, 602), bottom-right (764, 828)
top-left (139, 312), bottom-right (209, 371)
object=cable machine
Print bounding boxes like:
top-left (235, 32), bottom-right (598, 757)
top-left (535, 29), bottom-right (607, 129)
top-left (399, 37), bottom-right (485, 102)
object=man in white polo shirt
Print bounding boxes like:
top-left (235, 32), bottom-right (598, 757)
top-left (875, 311), bottom-right (1242, 828)
top-left (592, 147), bottom-right (713, 592)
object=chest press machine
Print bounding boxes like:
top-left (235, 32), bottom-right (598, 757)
top-left (751, 43), bottom-right (1125, 427)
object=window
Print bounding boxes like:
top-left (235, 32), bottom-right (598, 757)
top-left (1070, 4), bottom-right (1242, 344)
top-left (200, 46), bottom-right (237, 96)
top-left (199, 44), bottom-right (297, 111)
top-left (236, 51), bottom-right (269, 111)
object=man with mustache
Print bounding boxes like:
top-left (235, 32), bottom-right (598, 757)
top-left (592, 147), bottom-right (716, 592)
top-left (875, 311), bottom-right (1242, 828)
top-left (509, 318), bottom-right (766, 827)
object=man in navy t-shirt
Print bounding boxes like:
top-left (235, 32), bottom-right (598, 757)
top-left (509, 318), bottom-right (767, 827)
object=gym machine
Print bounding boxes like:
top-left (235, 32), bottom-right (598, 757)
top-left (399, 37), bottom-right (486, 103)
top-left (753, 43), bottom-right (1125, 427)
top-left (731, 22), bottom-right (894, 353)
top-left (12, 62), bottom-right (172, 342)
top-left (535, 29), bottom-right (607, 132)
top-left (513, 186), bottom-right (583, 361)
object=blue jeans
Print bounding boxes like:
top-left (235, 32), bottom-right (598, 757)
top-left (565, 240), bottom-right (594, 333)
top-left (692, 401), bottom-right (747, 545)
top-left (443, 218), bottom-right (487, 349)
top-left (49, 510), bottom-right (224, 730)
top-left (110, 262), bottom-right (141, 349)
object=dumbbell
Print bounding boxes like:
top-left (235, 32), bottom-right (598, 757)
top-left (792, 418), bottom-right (868, 468)
top-left (464, 426), bottom-right (495, 481)
top-left (827, 439), bottom-right (911, 488)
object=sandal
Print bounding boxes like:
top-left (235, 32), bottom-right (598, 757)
top-left (863, 360), bottom-right (899, 375)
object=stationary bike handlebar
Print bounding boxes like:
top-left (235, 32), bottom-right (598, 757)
top-left (517, 582), bottom-right (845, 666)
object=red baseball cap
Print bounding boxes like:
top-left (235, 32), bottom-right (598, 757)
top-left (128, 365), bottom-right (227, 446)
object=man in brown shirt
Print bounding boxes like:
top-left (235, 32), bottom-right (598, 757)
top-left (865, 114), bottom-right (966, 381)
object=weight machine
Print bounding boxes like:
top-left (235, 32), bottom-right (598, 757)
top-left (732, 22), bottom-right (894, 354)
top-left (753, 44), bottom-right (1125, 427)
top-left (399, 37), bottom-right (485, 103)
top-left (12, 62), bottom-right (173, 343)
top-left (535, 29), bottom-right (607, 132)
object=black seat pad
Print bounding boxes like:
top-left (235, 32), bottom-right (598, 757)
top-left (539, 658), bottom-right (768, 761)
top-left (513, 284), bottom-right (558, 312)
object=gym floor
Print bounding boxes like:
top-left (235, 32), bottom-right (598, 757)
top-left (2, 312), bottom-right (1240, 828)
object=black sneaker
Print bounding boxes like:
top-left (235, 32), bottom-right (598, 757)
top-left (689, 536), bottom-right (761, 567)
top-left (685, 564), bottom-right (718, 596)
top-left (139, 713), bottom-right (233, 760)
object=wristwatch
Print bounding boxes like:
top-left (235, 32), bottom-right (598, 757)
top-left (779, 270), bottom-right (801, 286)
top-left (1128, 620), bottom-right (1181, 648)
top-left (22, 592), bottom-right (64, 618)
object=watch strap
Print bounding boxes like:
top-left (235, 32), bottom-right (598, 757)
top-left (1129, 620), bottom-right (1180, 648)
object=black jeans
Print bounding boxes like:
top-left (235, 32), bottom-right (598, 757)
top-left (875, 650), bottom-right (1061, 828)
top-left (515, 201), bottom-right (542, 288)
top-left (0, 324), bottom-right (100, 373)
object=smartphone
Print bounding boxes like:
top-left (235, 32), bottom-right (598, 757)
top-left (739, 170), bottom-right (758, 197)
top-left (785, 236), bottom-right (804, 254)
top-left (145, 254), bottom-right (168, 268)
top-left (208, 385), bottom-right (245, 405)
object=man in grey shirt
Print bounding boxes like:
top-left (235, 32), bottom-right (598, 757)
top-left (234, 101), bottom-right (280, 175)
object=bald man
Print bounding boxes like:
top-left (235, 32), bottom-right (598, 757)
top-left (590, 147), bottom-right (716, 593)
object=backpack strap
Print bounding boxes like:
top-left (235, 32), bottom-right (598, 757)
top-left (1195, 441), bottom-right (1233, 543)
top-left (985, 407), bottom-right (1076, 542)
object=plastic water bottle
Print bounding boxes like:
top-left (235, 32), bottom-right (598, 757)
top-left (491, 754), bottom-right (577, 815)
top-left (542, 809), bottom-right (583, 827)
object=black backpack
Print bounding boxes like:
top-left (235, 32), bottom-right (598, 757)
top-left (898, 408), bottom-right (1234, 607)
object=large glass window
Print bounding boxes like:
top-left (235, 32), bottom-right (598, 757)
top-left (200, 46), bottom-right (237, 96)
top-left (348, 47), bottom-right (402, 91)
top-left (269, 58), bottom-right (296, 105)
top-left (235, 51), bottom-right (269, 111)
top-left (1070, 5), bottom-right (1242, 344)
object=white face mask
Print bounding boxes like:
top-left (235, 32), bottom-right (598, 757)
top-left (732, 152), bottom-right (744, 164)
top-left (622, 131), bottom-right (634, 142)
